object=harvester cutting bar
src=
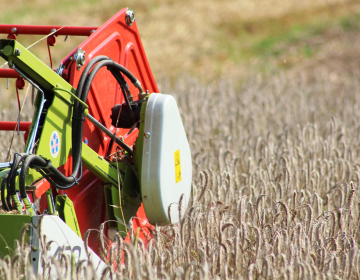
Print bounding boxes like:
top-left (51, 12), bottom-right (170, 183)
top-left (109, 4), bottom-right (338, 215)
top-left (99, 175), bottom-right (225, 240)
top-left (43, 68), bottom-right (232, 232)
top-left (0, 25), bottom-right (97, 36)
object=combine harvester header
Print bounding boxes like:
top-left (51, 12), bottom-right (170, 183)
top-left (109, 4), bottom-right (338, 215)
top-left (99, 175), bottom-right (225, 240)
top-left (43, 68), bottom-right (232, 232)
top-left (0, 8), bottom-right (192, 277)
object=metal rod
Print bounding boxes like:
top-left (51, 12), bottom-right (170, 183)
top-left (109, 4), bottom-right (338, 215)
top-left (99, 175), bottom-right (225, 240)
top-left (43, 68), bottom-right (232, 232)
top-left (45, 189), bottom-right (56, 215)
top-left (13, 66), bottom-right (46, 154)
top-left (0, 69), bottom-right (21, 78)
top-left (0, 25), bottom-right (98, 36)
top-left (0, 162), bottom-right (11, 168)
top-left (85, 113), bottom-right (133, 155)
top-left (0, 69), bottom-right (58, 78)
top-left (0, 121), bottom-right (31, 131)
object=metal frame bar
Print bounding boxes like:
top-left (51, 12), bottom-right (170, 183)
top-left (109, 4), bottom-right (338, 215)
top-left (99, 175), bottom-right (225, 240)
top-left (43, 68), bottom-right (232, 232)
top-left (0, 25), bottom-right (98, 36)
top-left (12, 66), bottom-right (46, 154)
top-left (0, 69), bottom-right (21, 78)
top-left (0, 121), bottom-right (31, 131)
top-left (85, 113), bottom-right (133, 155)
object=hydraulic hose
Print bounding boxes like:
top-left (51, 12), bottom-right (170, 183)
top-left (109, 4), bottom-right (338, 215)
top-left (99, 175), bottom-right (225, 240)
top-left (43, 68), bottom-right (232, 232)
top-left (8, 153), bottom-right (26, 196)
top-left (1, 175), bottom-right (10, 211)
top-left (110, 69), bottom-right (135, 122)
top-left (19, 155), bottom-right (49, 198)
top-left (80, 60), bottom-right (115, 107)
top-left (70, 55), bottom-right (111, 188)
top-left (16, 56), bottom-right (143, 195)
top-left (112, 61), bottom-right (144, 95)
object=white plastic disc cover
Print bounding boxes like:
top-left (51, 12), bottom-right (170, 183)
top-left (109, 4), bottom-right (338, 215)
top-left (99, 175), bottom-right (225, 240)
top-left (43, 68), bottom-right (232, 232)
top-left (141, 93), bottom-right (192, 225)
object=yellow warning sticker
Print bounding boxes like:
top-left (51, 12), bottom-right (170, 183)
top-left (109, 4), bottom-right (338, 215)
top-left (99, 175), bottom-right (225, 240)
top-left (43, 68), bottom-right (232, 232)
top-left (174, 149), bottom-right (181, 183)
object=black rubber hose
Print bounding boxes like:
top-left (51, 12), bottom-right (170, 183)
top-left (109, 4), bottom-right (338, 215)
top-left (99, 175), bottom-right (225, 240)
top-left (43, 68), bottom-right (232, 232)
top-left (8, 153), bottom-right (26, 196)
top-left (19, 155), bottom-right (49, 198)
top-left (75, 55), bottom-right (110, 100)
top-left (112, 62), bottom-right (138, 84)
top-left (47, 164), bottom-right (81, 185)
top-left (17, 58), bottom-right (112, 192)
top-left (80, 60), bottom-right (115, 106)
top-left (1, 175), bottom-right (10, 211)
top-left (16, 58), bottom-right (141, 192)
top-left (39, 166), bottom-right (82, 190)
top-left (18, 154), bottom-right (82, 195)
top-left (80, 59), bottom-right (137, 155)
top-left (81, 59), bottom-right (140, 110)
top-left (110, 69), bottom-right (135, 123)
top-left (73, 56), bottom-right (110, 134)
top-left (71, 55), bottom-right (110, 183)
top-left (78, 56), bottom-right (138, 85)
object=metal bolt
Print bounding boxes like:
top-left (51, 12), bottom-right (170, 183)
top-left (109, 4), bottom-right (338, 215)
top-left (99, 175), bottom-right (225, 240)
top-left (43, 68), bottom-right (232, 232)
top-left (32, 246), bottom-right (38, 252)
top-left (50, 28), bottom-right (56, 33)
top-left (125, 9), bottom-right (135, 26)
top-left (90, 29), bottom-right (96, 34)
top-left (11, 27), bottom-right (17, 34)
top-left (145, 132), bottom-right (150, 138)
top-left (56, 63), bottom-right (64, 76)
top-left (14, 48), bottom-right (21, 56)
top-left (74, 48), bottom-right (86, 70)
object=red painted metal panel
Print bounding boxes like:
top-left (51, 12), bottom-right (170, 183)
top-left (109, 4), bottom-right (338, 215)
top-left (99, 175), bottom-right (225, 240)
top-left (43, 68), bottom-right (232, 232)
top-left (0, 9), bottom-right (157, 256)
top-left (56, 8), bottom-right (157, 253)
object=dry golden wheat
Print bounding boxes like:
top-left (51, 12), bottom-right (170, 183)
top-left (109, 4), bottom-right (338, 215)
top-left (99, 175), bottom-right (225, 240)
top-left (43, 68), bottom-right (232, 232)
top-left (1, 68), bottom-right (360, 279)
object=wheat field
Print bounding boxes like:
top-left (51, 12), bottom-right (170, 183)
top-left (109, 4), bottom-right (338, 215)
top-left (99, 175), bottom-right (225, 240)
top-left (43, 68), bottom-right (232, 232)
top-left (1, 68), bottom-right (360, 279)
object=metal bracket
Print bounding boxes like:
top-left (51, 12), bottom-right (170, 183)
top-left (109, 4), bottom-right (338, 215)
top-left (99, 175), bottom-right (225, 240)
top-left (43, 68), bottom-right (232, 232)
top-left (74, 48), bottom-right (86, 70)
top-left (55, 63), bottom-right (65, 76)
top-left (125, 9), bottom-right (135, 26)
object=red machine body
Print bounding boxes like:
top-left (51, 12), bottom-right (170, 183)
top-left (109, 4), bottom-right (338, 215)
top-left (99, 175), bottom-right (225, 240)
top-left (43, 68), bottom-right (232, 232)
top-left (0, 8), bottom-right (157, 255)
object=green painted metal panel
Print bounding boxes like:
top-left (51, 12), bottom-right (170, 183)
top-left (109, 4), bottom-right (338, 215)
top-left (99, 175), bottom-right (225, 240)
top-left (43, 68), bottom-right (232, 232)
top-left (0, 40), bottom-right (76, 186)
top-left (0, 40), bottom-right (125, 191)
top-left (134, 98), bottom-right (148, 194)
top-left (109, 165), bottom-right (142, 236)
top-left (80, 144), bottom-right (126, 186)
top-left (0, 40), bottom-right (74, 94)
top-left (0, 215), bottom-right (32, 258)
top-left (55, 195), bottom-right (82, 238)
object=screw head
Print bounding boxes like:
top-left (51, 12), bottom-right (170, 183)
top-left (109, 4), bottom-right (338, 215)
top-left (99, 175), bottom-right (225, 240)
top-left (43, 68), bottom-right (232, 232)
top-left (74, 49), bottom-right (86, 70)
top-left (145, 132), bottom-right (150, 138)
top-left (125, 9), bottom-right (135, 26)
top-left (14, 48), bottom-right (21, 56)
